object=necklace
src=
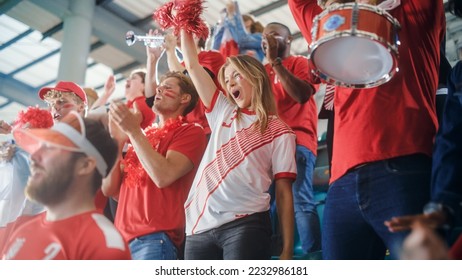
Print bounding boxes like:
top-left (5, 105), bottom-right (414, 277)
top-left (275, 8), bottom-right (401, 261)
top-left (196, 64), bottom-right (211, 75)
top-left (123, 116), bottom-right (185, 188)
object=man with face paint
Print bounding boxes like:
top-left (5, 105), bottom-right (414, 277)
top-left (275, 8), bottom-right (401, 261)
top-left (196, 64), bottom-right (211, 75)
top-left (104, 71), bottom-right (207, 260)
top-left (38, 81), bottom-right (87, 123)
top-left (262, 22), bottom-right (321, 255)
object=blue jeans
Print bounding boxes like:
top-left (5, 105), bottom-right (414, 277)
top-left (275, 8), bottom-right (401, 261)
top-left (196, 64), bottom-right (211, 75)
top-left (322, 154), bottom-right (431, 260)
top-left (184, 211), bottom-right (272, 260)
top-left (293, 146), bottom-right (321, 253)
top-left (129, 232), bottom-right (177, 260)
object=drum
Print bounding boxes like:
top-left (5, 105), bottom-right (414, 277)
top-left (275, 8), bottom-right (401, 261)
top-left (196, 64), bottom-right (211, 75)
top-left (309, 3), bottom-right (401, 88)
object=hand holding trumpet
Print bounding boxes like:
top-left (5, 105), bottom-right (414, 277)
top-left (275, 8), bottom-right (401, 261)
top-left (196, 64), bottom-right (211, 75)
top-left (125, 30), bottom-right (165, 48)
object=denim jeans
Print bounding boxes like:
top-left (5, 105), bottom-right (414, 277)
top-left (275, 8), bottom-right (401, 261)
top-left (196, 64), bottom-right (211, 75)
top-left (293, 145), bottom-right (321, 253)
top-left (322, 154), bottom-right (431, 260)
top-left (184, 211), bottom-right (272, 260)
top-left (129, 232), bottom-right (177, 260)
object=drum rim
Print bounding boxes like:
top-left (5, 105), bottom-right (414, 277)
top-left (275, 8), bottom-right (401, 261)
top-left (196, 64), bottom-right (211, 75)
top-left (310, 60), bottom-right (399, 89)
top-left (309, 3), bottom-right (402, 88)
top-left (312, 67), bottom-right (399, 88)
top-left (314, 3), bottom-right (401, 28)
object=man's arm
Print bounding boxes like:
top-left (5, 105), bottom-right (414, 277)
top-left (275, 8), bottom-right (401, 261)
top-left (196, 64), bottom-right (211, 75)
top-left (264, 34), bottom-right (315, 103)
top-left (145, 29), bottom-right (164, 98)
top-left (287, 0), bottom-right (322, 45)
top-left (164, 33), bottom-right (187, 73)
top-left (109, 102), bottom-right (195, 188)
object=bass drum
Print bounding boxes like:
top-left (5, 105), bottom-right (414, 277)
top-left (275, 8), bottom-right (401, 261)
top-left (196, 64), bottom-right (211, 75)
top-left (310, 3), bottom-right (401, 88)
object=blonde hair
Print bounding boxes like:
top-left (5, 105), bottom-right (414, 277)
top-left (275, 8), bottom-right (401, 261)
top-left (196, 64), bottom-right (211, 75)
top-left (43, 90), bottom-right (84, 106)
top-left (83, 88), bottom-right (98, 109)
top-left (217, 55), bottom-right (277, 133)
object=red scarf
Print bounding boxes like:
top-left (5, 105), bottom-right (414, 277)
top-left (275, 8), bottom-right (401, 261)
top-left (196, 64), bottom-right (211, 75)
top-left (122, 116), bottom-right (185, 188)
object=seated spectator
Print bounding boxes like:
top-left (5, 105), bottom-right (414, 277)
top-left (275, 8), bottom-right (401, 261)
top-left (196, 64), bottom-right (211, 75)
top-left (1, 112), bottom-right (130, 260)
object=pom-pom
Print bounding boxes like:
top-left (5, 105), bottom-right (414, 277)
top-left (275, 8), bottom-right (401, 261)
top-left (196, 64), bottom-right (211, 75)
top-left (153, 1), bottom-right (175, 30)
top-left (174, 0), bottom-right (209, 39)
top-left (153, 0), bottom-right (208, 40)
top-left (13, 106), bottom-right (53, 130)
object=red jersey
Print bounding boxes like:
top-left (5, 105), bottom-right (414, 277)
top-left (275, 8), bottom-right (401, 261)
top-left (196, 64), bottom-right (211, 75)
top-left (265, 55), bottom-right (318, 155)
top-left (115, 123), bottom-right (207, 249)
top-left (126, 96), bottom-right (155, 129)
top-left (1, 211), bottom-right (131, 260)
top-left (289, 0), bottom-right (445, 182)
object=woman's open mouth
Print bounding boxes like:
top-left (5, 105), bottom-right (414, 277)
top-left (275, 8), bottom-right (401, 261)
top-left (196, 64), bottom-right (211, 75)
top-left (232, 90), bottom-right (240, 99)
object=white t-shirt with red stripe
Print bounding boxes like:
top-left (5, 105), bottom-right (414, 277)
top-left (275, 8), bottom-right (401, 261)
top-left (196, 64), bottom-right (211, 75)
top-left (185, 91), bottom-right (297, 235)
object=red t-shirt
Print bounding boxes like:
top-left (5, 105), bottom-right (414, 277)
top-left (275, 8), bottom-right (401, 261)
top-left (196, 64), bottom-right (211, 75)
top-left (1, 211), bottom-right (131, 260)
top-left (289, 0), bottom-right (445, 182)
top-left (184, 50), bottom-right (226, 135)
top-left (265, 55), bottom-right (318, 155)
top-left (115, 123), bottom-right (207, 249)
top-left (127, 96), bottom-right (156, 129)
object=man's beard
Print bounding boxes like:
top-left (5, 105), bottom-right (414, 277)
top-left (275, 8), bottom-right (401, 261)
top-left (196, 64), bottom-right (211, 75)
top-left (25, 157), bottom-right (77, 206)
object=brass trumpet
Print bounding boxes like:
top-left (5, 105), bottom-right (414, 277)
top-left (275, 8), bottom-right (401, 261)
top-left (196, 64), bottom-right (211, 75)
top-left (125, 30), bottom-right (164, 48)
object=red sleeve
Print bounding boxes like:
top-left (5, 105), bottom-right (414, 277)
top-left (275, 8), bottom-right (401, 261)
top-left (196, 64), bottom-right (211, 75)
top-left (198, 51), bottom-right (226, 78)
top-left (204, 88), bottom-right (222, 113)
top-left (80, 213), bottom-right (132, 260)
top-left (168, 124), bottom-right (207, 167)
top-left (288, 0), bottom-right (323, 44)
top-left (274, 172), bottom-right (297, 181)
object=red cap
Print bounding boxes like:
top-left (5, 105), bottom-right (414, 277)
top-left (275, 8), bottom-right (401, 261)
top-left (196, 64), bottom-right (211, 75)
top-left (38, 81), bottom-right (87, 105)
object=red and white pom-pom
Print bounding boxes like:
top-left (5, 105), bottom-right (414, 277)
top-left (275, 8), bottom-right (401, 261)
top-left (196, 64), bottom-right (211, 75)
top-left (153, 0), bottom-right (208, 40)
top-left (13, 106), bottom-right (53, 130)
top-left (174, 0), bottom-right (208, 39)
top-left (153, 1), bottom-right (175, 30)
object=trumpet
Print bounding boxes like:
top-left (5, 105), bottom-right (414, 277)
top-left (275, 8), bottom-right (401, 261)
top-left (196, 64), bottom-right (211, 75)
top-left (125, 30), bottom-right (164, 48)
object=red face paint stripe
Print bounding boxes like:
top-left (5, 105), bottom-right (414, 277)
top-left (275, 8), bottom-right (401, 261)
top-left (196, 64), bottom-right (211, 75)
top-left (163, 90), bottom-right (177, 99)
top-left (61, 104), bottom-right (76, 109)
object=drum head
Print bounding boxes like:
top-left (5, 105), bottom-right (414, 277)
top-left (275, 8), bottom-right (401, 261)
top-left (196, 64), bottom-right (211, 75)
top-left (312, 36), bottom-right (395, 87)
